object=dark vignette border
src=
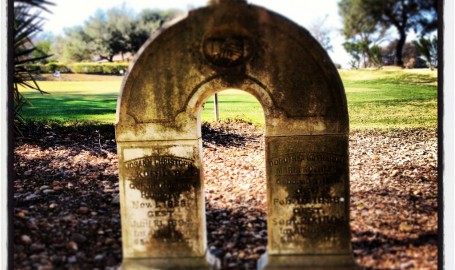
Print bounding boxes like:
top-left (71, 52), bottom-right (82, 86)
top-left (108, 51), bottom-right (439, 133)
top-left (437, 0), bottom-right (444, 269)
top-left (7, 0), bottom-right (14, 269)
top-left (4, 1), bottom-right (446, 270)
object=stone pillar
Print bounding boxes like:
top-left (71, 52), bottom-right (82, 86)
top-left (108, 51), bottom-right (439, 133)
top-left (258, 135), bottom-right (359, 269)
top-left (117, 140), bottom-right (219, 269)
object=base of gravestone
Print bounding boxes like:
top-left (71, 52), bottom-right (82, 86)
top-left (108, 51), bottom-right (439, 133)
top-left (257, 252), bottom-right (360, 270)
top-left (120, 252), bottom-right (220, 270)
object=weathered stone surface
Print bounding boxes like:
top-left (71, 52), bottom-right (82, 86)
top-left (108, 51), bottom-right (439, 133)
top-left (116, 0), bottom-right (358, 269)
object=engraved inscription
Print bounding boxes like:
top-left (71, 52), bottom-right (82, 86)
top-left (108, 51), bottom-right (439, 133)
top-left (123, 156), bottom-right (199, 202)
top-left (270, 152), bottom-right (346, 200)
top-left (269, 151), bottom-right (348, 248)
top-left (269, 152), bottom-right (345, 175)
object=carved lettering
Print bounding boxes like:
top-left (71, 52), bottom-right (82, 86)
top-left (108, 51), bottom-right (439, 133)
top-left (123, 156), bottom-right (200, 202)
top-left (130, 219), bottom-right (193, 228)
top-left (269, 152), bottom-right (345, 167)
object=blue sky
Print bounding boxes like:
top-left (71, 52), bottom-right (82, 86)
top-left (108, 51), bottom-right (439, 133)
top-left (41, 0), bottom-right (352, 66)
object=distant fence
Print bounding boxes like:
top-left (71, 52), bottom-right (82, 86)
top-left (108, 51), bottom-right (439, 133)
top-left (26, 62), bottom-right (129, 75)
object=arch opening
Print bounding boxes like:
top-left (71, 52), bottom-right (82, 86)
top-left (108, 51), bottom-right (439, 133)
top-left (200, 89), bottom-right (265, 126)
top-left (198, 89), bottom-right (267, 269)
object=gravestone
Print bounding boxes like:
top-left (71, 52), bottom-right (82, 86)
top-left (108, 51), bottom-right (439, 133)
top-left (115, 0), bottom-right (360, 269)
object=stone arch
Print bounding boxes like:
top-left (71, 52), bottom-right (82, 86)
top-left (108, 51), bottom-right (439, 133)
top-left (116, 1), bottom-right (358, 269)
top-left (185, 75), bottom-right (277, 128)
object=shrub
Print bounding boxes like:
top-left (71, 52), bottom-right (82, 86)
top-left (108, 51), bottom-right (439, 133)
top-left (68, 62), bottom-right (128, 75)
top-left (45, 62), bottom-right (71, 73)
top-left (24, 63), bottom-right (71, 73)
top-left (25, 62), bottom-right (129, 75)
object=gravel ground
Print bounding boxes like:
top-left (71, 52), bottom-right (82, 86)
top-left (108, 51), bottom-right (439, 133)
top-left (13, 121), bottom-right (438, 269)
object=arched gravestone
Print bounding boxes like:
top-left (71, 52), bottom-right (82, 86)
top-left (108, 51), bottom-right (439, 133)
top-left (116, 0), bottom-right (359, 269)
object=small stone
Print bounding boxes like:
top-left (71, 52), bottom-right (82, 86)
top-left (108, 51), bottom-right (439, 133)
top-left (62, 214), bottom-right (74, 221)
top-left (209, 246), bottom-right (224, 258)
top-left (21, 235), bottom-right (32, 245)
top-left (78, 206), bottom-right (89, 214)
top-left (42, 189), bottom-right (55, 195)
top-left (71, 233), bottom-right (87, 244)
top-left (30, 243), bottom-right (45, 252)
top-left (30, 254), bottom-right (41, 262)
top-left (104, 238), bottom-right (115, 245)
top-left (50, 255), bottom-right (63, 264)
top-left (25, 194), bottom-right (39, 201)
top-left (53, 186), bottom-right (63, 191)
top-left (67, 255), bottom-right (77, 263)
top-left (67, 241), bottom-right (78, 251)
top-left (111, 195), bottom-right (120, 205)
top-left (49, 203), bottom-right (58, 209)
top-left (40, 185), bottom-right (50, 190)
top-left (399, 222), bottom-right (413, 232)
top-left (94, 254), bottom-right (105, 261)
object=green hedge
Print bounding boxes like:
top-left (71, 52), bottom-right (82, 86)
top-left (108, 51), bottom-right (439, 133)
top-left (25, 62), bottom-right (129, 75)
top-left (68, 62), bottom-right (128, 74)
top-left (26, 62), bottom-right (72, 73)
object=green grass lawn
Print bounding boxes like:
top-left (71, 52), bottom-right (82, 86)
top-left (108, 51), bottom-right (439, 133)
top-left (20, 69), bottom-right (437, 130)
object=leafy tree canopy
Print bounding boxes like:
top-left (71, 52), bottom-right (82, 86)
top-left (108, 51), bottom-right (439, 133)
top-left (339, 0), bottom-right (438, 66)
top-left (51, 7), bottom-right (181, 63)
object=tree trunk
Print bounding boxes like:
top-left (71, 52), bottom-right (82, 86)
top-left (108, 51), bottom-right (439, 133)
top-left (395, 30), bottom-right (406, 67)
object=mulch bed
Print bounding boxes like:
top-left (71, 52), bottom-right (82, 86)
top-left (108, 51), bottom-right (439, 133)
top-left (12, 120), bottom-right (438, 269)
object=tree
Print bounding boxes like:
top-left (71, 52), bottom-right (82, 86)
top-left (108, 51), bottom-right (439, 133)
top-left (130, 8), bottom-right (180, 53)
top-left (308, 16), bottom-right (333, 52)
top-left (105, 6), bottom-right (136, 60)
top-left (31, 32), bottom-right (55, 63)
top-left (52, 26), bottom-right (92, 62)
top-left (30, 38), bottom-right (51, 63)
top-left (368, 45), bottom-right (383, 68)
top-left (51, 7), bottom-right (180, 63)
top-left (339, 0), bottom-right (438, 67)
top-left (413, 36), bottom-right (437, 69)
top-left (339, 0), bottom-right (389, 68)
top-left (84, 9), bottom-right (116, 62)
top-left (381, 40), bottom-right (429, 68)
top-left (13, 0), bottom-right (54, 131)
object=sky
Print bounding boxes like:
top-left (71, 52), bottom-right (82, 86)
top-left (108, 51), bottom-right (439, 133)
top-left (41, 0), bottom-right (352, 67)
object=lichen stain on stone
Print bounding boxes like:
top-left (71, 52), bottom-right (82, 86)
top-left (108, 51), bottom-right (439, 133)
top-left (147, 221), bottom-right (192, 253)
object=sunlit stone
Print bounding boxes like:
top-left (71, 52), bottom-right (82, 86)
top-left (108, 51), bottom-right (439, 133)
top-left (116, 0), bottom-right (359, 269)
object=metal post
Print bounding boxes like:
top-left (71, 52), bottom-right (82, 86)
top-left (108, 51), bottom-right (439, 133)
top-left (214, 93), bottom-right (219, 122)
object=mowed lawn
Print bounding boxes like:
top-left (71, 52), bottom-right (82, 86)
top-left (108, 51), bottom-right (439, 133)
top-left (20, 68), bottom-right (438, 129)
